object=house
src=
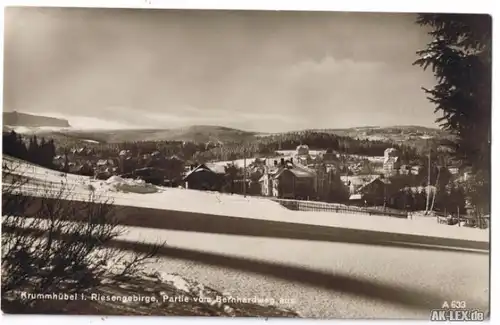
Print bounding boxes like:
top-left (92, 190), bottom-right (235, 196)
top-left (348, 193), bottom-right (364, 204)
top-left (118, 156), bottom-right (138, 174)
top-left (383, 148), bottom-right (400, 177)
top-left (96, 159), bottom-right (108, 167)
top-left (150, 151), bottom-right (162, 159)
top-left (68, 162), bottom-right (93, 176)
top-left (134, 167), bottom-right (164, 185)
top-left (399, 165), bottom-right (411, 175)
top-left (259, 172), bottom-right (275, 196)
top-left (340, 174), bottom-right (380, 194)
top-left (296, 144), bottom-right (310, 156)
top-left (53, 155), bottom-right (65, 166)
top-left (183, 164), bottom-right (225, 191)
top-left (351, 177), bottom-right (392, 206)
top-left (119, 150), bottom-right (131, 157)
top-left (96, 159), bottom-right (116, 169)
top-left (314, 165), bottom-right (349, 202)
top-left (273, 165), bottom-right (316, 199)
top-left (259, 158), bottom-right (316, 199)
top-left (411, 165), bottom-right (423, 176)
top-left (322, 150), bottom-right (339, 165)
top-left (296, 155), bottom-right (313, 165)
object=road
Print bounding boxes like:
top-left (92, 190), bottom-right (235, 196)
top-left (115, 226), bottom-right (489, 319)
top-left (7, 182), bottom-right (490, 319)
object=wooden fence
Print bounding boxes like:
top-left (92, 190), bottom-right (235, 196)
top-left (271, 198), bottom-right (409, 218)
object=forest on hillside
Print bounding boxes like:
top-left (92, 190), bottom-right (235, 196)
top-left (4, 128), bottom-right (455, 168)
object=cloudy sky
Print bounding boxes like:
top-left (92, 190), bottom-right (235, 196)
top-left (4, 7), bottom-right (439, 132)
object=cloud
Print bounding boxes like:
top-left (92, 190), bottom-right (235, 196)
top-left (25, 107), bottom-right (299, 131)
top-left (287, 57), bottom-right (385, 79)
top-left (4, 9), bottom-right (438, 132)
top-left (24, 111), bottom-right (147, 130)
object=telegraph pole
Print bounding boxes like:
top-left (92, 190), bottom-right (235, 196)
top-left (243, 146), bottom-right (247, 197)
top-left (425, 149), bottom-right (431, 215)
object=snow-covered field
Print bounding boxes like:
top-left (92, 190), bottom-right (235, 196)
top-left (268, 150), bottom-right (384, 162)
top-left (209, 151), bottom-right (385, 169)
top-left (211, 158), bottom-right (258, 168)
top-left (83, 139), bottom-right (100, 143)
top-left (276, 150), bottom-right (324, 156)
top-left (2, 156), bottom-right (489, 243)
top-left (5, 126), bottom-right (72, 134)
top-left (211, 155), bottom-right (294, 169)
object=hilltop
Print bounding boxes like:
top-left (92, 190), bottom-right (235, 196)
top-left (307, 125), bottom-right (449, 140)
top-left (300, 125), bottom-right (454, 149)
top-left (65, 125), bottom-right (451, 145)
top-left (3, 111), bottom-right (71, 128)
top-left (2, 114), bottom-right (258, 144)
top-left (62, 125), bottom-right (258, 143)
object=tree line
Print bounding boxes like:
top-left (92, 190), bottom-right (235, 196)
top-left (386, 170), bottom-right (465, 213)
top-left (3, 131), bottom-right (56, 169)
top-left (51, 129), bottom-right (441, 166)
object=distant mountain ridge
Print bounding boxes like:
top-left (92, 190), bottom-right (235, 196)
top-left (56, 124), bottom-right (259, 143)
top-left (3, 111), bottom-right (70, 128)
top-left (2, 111), bottom-right (451, 147)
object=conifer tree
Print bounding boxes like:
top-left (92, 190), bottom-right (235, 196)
top-left (414, 14), bottom-right (491, 213)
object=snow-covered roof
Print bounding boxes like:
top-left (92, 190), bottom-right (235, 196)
top-left (97, 159), bottom-right (108, 166)
top-left (356, 177), bottom-right (390, 193)
top-left (183, 163), bottom-right (226, 179)
top-left (340, 174), bottom-right (379, 186)
top-left (290, 167), bottom-right (314, 178)
top-left (349, 194), bottom-right (363, 200)
top-left (384, 156), bottom-right (399, 164)
top-left (384, 148), bottom-right (398, 156)
top-left (169, 155), bottom-right (182, 161)
top-left (273, 165), bottom-right (315, 179)
top-left (401, 185), bottom-right (437, 194)
top-left (205, 163), bottom-right (226, 174)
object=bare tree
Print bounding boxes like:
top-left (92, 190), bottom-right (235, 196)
top-left (2, 159), bottom-right (164, 313)
top-left (429, 167), bottom-right (441, 212)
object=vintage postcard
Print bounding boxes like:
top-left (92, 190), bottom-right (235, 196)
top-left (1, 5), bottom-right (491, 320)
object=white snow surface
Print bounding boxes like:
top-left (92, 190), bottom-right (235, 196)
top-left (211, 155), bottom-right (292, 169)
top-left (5, 125), bottom-right (72, 134)
top-left (154, 272), bottom-right (191, 293)
top-left (276, 150), bottom-right (324, 156)
top-left (105, 175), bottom-right (159, 194)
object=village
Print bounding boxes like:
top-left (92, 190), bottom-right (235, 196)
top-left (32, 135), bottom-right (482, 227)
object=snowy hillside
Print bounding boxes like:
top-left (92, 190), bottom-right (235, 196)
top-left (2, 156), bottom-right (489, 244)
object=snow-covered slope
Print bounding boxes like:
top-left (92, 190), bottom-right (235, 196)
top-left (2, 156), bottom-right (489, 243)
top-left (4, 125), bottom-right (72, 134)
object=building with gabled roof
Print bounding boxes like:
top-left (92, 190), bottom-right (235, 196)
top-left (349, 176), bottom-right (391, 206)
top-left (383, 148), bottom-right (400, 177)
top-left (183, 163), bottom-right (225, 191)
top-left (258, 159), bottom-right (316, 199)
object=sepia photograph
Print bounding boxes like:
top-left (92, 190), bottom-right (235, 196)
top-left (1, 5), bottom-right (492, 320)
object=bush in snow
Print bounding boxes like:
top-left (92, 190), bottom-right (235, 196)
top-left (1, 162), bottom-right (164, 313)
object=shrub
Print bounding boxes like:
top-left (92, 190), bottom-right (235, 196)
top-left (1, 160), bottom-right (164, 313)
